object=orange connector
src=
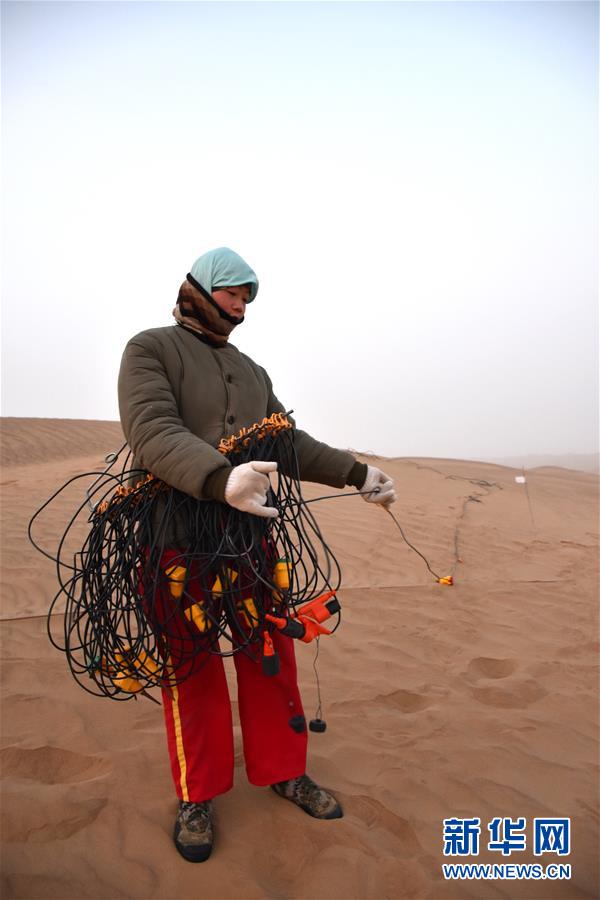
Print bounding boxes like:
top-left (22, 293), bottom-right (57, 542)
top-left (293, 591), bottom-right (340, 624)
top-left (262, 630), bottom-right (280, 676)
top-left (265, 612), bottom-right (332, 644)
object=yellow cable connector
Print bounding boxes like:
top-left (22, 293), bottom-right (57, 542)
top-left (111, 669), bottom-right (144, 694)
top-left (114, 645), bottom-right (160, 678)
top-left (237, 596), bottom-right (259, 628)
top-left (272, 557), bottom-right (291, 603)
top-left (273, 558), bottom-right (291, 591)
top-left (95, 652), bottom-right (160, 703)
top-left (129, 649), bottom-right (160, 679)
top-left (212, 569), bottom-right (238, 594)
top-left (184, 602), bottom-right (211, 632)
top-left (165, 565), bottom-right (187, 599)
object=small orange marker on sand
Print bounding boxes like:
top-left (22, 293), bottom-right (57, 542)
top-left (437, 575), bottom-right (454, 586)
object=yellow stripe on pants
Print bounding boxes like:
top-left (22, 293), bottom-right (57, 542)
top-left (168, 658), bottom-right (189, 802)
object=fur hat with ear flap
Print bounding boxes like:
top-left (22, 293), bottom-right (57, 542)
top-left (173, 247), bottom-right (259, 346)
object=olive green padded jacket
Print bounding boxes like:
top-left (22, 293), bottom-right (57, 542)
top-left (118, 325), bottom-right (359, 500)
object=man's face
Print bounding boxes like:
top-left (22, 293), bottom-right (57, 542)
top-left (211, 284), bottom-right (250, 318)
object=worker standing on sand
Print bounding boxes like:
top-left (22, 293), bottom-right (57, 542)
top-left (117, 247), bottom-right (396, 862)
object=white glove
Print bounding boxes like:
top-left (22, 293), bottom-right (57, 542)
top-left (224, 461), bottom-right (278, 518)
top-left (361, 465), bottom-right (397, 507)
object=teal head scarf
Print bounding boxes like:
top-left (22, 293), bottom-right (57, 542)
top-left (189, 247), bottom-right (259, 302)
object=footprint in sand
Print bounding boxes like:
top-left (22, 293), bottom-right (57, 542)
top-left (2, 796), bottom-right (107, 843)
top-left (0, 745), bottom-right (111, 784)
top-left (375, 689), bottom-right (433, 713)
top-left (472, 679), bottom-right (547, 709)
top-left (465, 657), bottom-right (546, 707)
top-left (467, 657), bottom-right (518, 679)
top-left (346, 795), bottom-right (422, 855)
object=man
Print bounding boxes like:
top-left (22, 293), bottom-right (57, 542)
top-left (118, 247), bottom-right (396, 862)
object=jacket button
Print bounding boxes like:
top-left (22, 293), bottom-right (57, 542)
top-left (227, 414), bottom-right (235, 425)
top-left (225, 374), bottom-right (233, 383)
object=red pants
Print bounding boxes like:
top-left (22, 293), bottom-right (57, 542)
top-left (161, 631), bottom-right (308, 802)
top-left (152, 552), bottom-right (308, 803)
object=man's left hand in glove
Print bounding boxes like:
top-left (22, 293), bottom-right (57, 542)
top-left (360, 465), bottom-right (397, 507)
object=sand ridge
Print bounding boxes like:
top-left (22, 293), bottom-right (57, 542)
top-left (1, 418), bottom-right (598, 898)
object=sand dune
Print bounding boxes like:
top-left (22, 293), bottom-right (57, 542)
top-left (0, 418), bottom-right (125, 468)
top-left (488, 453), bottom-right (599, 474)
top-left (1, 418), bottom-right (598, 899)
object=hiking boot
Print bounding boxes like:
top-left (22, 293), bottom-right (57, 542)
top-left (271, 774), bottom-right (343, 819)
top-left (173, 800), bottom-right (213, 862)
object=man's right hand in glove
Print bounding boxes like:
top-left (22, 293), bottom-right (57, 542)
top-left (224, 460), bottom-right (278, 518)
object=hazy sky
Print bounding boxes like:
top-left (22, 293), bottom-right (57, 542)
top-left (2, 0), bottom-right (598, 459)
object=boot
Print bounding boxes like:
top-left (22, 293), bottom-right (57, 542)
top-left (271, 774), bottom-right (343, 819)
top-left (173, 800), bottom-right (213, 862)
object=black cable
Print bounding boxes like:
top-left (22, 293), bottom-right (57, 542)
top-left (29, 416), bottom-right (343, 701)
top-left (29, 416), bottom-right (468, 703)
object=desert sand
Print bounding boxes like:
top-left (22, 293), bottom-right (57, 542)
top-left (1, 418), bottom-right (598, 900)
